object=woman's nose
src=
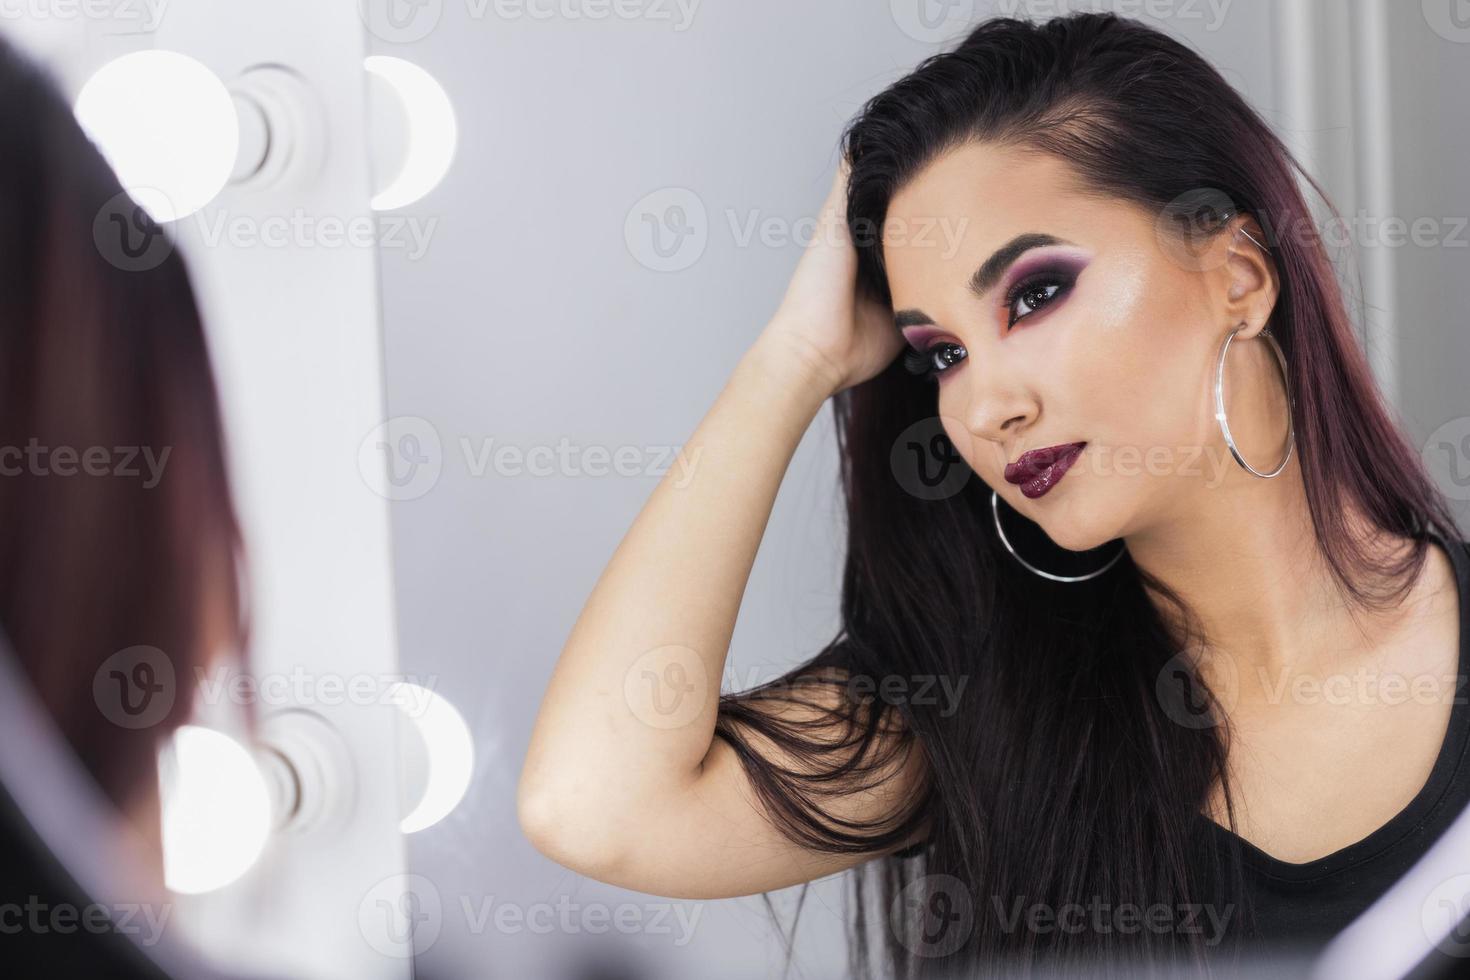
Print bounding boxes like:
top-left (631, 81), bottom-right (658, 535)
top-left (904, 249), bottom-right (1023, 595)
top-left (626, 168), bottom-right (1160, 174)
top-left (955, 359), bottom-right (1037, 452)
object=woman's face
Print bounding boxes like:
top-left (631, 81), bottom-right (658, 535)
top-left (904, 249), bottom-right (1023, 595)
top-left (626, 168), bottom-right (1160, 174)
top-left (882, 141), bottom-right (1278, 552)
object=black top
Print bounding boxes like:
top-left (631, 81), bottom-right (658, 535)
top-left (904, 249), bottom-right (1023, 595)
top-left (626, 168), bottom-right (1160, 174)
top-left (888, 525), bottom-right (1470, 964)
top-left (1196, 525), bottom-right (1470, 955)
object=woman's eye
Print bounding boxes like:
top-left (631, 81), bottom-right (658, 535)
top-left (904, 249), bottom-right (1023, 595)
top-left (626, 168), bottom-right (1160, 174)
top-left (902, 342), bottom-right (966, 381)
top-left (1005, 274), bottom-right (1072, 327)
top-left (900, 271), bottom-right (1073, 383)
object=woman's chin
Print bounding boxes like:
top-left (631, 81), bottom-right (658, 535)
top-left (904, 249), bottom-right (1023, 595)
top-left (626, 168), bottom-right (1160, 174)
top-left (1033, 507), bottom-right (1123, 555)
top-left (1048, 526), bottom-right (1112, 554)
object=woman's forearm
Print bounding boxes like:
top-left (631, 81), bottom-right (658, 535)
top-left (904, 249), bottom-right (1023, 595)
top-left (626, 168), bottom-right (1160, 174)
top-left (518, 325), bottom-right (838, 864)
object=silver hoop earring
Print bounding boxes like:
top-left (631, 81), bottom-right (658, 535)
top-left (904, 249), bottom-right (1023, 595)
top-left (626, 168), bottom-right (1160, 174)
top-left (990, 489), bottom-right (1126, 583)
top-left (1216, 324), bottom-right (1295, 478)
top-left (1237, 225), bottom-right (1269, 254)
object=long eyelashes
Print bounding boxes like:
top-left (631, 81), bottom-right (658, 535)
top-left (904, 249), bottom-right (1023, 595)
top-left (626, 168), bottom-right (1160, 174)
top-left (902, 343), bottom-right (964, 378)
top-left (902, 269), bottom-right (1077, 382)
top-left (1003, 270), bottom-right (1073, 328)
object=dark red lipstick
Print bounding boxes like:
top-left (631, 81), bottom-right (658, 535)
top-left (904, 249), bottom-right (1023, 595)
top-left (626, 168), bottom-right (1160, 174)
top-left (1004, 442), bottom-right (1086, 499)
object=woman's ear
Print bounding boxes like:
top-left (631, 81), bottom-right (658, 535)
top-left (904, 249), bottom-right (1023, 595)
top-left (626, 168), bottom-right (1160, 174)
top-left (1217, 214), bottom-right (1279, 340)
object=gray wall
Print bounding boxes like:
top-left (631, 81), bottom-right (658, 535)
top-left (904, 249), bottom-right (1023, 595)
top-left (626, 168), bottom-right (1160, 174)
top-left (1388, 7), bottom-right (1470, 535)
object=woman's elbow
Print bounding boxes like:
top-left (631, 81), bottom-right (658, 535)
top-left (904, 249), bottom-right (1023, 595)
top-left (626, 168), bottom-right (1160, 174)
top-left (516, 772), bottom-right (631, 882)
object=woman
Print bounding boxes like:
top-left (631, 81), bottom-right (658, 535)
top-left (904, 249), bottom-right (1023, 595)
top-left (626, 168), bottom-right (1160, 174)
top-left (0, 33), bottom-right (264, 978)
top-left (520, 13), bottom-right (1468, 977)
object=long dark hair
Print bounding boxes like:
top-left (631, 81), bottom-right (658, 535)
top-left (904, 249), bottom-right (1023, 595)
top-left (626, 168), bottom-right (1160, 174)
top-left (0, 37), bottom-right (251, 823)
top-left (713, 13), bottom-right (1461, 978)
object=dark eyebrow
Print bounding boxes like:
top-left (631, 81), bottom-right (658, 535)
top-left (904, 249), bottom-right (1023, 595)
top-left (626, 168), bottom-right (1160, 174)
top-left (893, 232), bottom-right (1075, 331)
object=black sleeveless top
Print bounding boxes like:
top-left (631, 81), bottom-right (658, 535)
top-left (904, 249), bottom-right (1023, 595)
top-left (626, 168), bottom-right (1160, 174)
top-left (1194, 525), bottom-right (1470, 956)
top-left (890, 525), bottom-right (1470, 962)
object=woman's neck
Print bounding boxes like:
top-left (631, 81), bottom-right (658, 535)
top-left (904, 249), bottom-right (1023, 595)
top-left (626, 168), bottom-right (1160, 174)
top-left (1125, 454), bottom-right (1423, 688)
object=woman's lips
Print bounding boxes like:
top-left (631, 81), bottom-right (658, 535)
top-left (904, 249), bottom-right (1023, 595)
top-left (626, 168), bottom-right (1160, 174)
top-left (1004, 442), bottom-right (1086, 499)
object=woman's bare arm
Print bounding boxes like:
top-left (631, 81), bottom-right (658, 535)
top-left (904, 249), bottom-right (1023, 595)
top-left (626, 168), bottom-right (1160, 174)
top-left (518, 334), bottom-right (923, 898)
top-left (517, 162), bottom-right (917, 898)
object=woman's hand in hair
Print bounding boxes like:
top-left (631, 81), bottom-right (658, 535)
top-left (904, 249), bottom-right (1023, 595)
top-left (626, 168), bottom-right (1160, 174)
top-left (760, 158), bottom-right (902, 399)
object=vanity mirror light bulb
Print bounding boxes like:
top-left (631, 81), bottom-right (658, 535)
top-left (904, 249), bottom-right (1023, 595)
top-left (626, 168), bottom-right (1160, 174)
top-left (390, 682), bottom-right (473, 834)
top-left (365, 56), bottom-right (458, 211)
top-left (158, 725), bottom-right (272, 895)
top-left (74, 50), bottom-right (239, 224)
